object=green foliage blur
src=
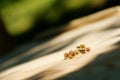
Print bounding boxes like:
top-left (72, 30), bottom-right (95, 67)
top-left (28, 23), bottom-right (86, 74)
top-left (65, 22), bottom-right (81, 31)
top-left (0, 0), bottom-right (107, 36)
top-left (0, 0), bottom-right (120, 54)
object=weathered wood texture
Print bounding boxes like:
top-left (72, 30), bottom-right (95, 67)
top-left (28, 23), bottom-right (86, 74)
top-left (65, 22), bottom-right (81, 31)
top-left (0, 6), bottom-right (120, 80)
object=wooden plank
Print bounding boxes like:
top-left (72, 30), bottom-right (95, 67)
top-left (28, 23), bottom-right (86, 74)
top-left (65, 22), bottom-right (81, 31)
top-left (0, 6), bottom-right (120, 80)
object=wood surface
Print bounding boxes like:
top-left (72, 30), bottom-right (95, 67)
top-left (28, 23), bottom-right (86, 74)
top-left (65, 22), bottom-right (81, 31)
top-left (0, 6), bottom-right (120, 80)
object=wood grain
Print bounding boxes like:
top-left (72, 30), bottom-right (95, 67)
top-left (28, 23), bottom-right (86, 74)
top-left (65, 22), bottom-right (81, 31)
top-left (0, 6), bottom-right (120, 80)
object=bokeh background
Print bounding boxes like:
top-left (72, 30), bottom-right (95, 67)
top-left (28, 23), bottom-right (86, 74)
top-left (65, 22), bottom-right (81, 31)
top-left (0, 0), bottom-right (120, 56)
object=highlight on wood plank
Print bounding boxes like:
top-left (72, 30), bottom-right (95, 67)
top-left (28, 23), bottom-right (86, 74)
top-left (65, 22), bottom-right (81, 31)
top-left (0, 6), bottom-right (120, 80)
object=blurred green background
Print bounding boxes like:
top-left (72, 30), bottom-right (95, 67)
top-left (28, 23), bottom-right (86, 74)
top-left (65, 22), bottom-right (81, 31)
top-left (0, 0), bottom-right (119, 55)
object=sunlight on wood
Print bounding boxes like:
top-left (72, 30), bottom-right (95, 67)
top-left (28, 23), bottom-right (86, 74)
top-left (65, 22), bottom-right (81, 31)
top-left (0, 6), bottom-right (120, 80)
